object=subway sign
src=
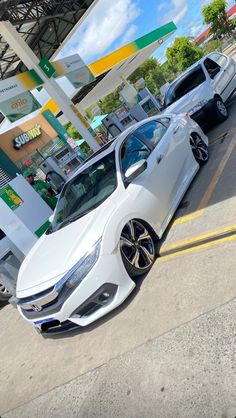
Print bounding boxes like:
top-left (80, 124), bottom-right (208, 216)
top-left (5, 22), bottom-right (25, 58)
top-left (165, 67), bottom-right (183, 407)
top-left (13, 124), bottom-right (41, 150)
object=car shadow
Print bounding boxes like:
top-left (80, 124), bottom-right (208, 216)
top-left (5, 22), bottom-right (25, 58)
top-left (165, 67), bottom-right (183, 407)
top-left (0, 300), bottom-right (9, 310)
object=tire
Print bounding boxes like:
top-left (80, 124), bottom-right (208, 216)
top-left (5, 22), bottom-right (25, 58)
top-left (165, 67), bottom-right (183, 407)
top-left (213, 96), bottom-right (228, 122)
top-left (0, 280), bottom-right (11, 301)
top-left (120, 220), bottom-right (156, 278)
top-left (190, 132), bottom-right (209, 166)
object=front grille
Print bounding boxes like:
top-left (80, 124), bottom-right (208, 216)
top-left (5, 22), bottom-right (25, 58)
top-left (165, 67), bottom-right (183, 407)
top-left (20, 285), bottom-right (75, 320)
top-left (76, 302), bottom-right (101, 317)
top-left (41, 320), bottom-right (79, 335)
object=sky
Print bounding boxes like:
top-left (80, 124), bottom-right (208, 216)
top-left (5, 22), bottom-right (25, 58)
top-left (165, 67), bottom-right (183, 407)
top-left (0, 0), bottom-right (235, 133)
top-left (57, 0), bottom-right (235, 64)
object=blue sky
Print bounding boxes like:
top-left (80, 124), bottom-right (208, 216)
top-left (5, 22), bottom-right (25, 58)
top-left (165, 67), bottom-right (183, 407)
top-left (57, 0), bottom-right (235, 64)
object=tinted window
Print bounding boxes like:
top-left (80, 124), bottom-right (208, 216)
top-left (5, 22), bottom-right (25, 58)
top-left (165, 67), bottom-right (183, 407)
top-left (136, 119), bottom-right (170, 147)
top-left (50, 152), bottom-right (117, 232)
top-left (120, 135), bottom-right (151, 175)
top-left (164, 65), bottom-right (206, 107)
top-left (204, 58), bottom-right (221, 77)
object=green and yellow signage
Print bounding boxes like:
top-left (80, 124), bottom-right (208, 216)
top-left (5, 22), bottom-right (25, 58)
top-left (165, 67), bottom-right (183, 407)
top-left (0, 185), bottom-right (23, 211)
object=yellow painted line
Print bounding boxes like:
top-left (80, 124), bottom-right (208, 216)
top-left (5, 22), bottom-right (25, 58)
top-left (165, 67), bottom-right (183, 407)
top-left (173, 138), bottom-right (236, 226)
top-left (158, 233), bottom-right (236, 262)
top-left (160, 223), bottom-right (236, 254)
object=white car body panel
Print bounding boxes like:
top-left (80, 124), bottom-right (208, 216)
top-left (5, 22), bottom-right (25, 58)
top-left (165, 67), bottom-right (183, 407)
top-left (163, 52), bottom-right (236, 116)
top-left (16, 114), bottom-right (208, 331)
top-left (164, 81), bottom-right (212, 114)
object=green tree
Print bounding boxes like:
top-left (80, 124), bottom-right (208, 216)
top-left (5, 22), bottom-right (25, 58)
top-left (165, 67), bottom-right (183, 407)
top-left (202, 0), bottom-right (236, 40)
top-left (166, 37), bottom-right (204, 72)
top-left (99, 89), bottom-right (122, 114)
top-left (64, 122), bottom-right (82, 139)
top-left (161, 60), bottom-right (179, 82)
top-left (203, 39), bottom-right (222, 55)
top-left (128, 58), bottom-right (166, 95)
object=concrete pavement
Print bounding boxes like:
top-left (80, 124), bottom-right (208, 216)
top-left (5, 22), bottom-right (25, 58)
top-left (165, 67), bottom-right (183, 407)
top-left (3, 296), bottom-right (236, 418)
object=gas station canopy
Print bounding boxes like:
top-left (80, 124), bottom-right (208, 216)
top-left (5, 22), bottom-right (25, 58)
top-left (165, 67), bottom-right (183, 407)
top-left (73, 22), bottom-right (177, 109)
top-left (0, 0), bottom-right (98, 79)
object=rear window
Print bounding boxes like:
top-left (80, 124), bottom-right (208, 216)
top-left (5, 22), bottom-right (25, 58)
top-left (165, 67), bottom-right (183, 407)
top-left (164, 65), bottom-right (206, 108)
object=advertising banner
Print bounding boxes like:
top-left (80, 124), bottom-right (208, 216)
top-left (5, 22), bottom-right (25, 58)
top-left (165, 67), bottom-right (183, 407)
top-left (66, 66), bottom-right (94, 89)
top-left (0, 69), bottom-right (43, 102)
top-left (53, 54), bottom-right (89, 76)
top-left (0, 91), bottom-right (41, 123)
top-left (0, 185), bottom-right (23, 211)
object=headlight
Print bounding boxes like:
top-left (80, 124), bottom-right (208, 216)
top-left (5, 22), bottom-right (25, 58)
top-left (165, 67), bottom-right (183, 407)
top-left (188, 99), bottom-right (208, 116)
top-left (58, 238), bottom-right (101, 289)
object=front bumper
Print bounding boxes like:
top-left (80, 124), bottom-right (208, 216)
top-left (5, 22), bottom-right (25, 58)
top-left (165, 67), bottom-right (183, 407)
top-left (190, 99), bottom-right (214, 128)
top-left (17, 251), bottom-right (135, 334)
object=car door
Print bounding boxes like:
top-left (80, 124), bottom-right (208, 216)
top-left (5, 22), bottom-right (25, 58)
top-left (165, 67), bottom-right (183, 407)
top-left (119, 118), bottom-right (191, 232)
top-left (210, 53), bottom-right (236, 100)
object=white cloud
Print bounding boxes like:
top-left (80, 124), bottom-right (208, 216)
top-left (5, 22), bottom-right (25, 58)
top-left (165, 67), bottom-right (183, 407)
top-left (160, 0), bottom-right (188, 24)
top-left (59, 0), bottom-right (141, 62)
top-left (117, 24), bottom-right (138, 47)
top-left (157, 2), bottom-right (166, 12)
top-left (190, 23), bottom-right (203, 37)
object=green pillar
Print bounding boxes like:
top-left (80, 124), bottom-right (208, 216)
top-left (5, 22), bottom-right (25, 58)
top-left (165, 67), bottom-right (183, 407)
top-left (42, 109), bottom-right (67, 143)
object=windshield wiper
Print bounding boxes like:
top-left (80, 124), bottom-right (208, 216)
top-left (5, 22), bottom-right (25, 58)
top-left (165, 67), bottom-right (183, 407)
top-left (57, 210), bottom-right (92, 231)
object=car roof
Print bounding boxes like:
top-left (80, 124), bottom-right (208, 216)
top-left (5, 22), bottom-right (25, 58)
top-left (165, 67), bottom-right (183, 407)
top-left (68, 114), bottom-right (174, 179)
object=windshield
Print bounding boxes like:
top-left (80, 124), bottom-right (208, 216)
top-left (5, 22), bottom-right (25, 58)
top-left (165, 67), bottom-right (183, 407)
top-left (164, 65), bottom-right (206, 108)
top-left (49, 152), bottom-right (117, 232)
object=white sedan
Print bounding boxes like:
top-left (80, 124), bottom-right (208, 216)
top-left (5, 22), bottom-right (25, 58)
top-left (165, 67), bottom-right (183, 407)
top-left (16, 114), bottom-right (209, 334)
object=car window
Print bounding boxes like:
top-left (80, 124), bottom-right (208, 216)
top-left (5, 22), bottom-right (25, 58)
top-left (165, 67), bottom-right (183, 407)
top-left (135, 119), bottom-right (170, 147)
top-left (164, 65), bottom-right (206, 107)
top-left (204, 58), bottom-right (221, 77)
top-left (50, 152), bottom-right (117, 232)
top-left (210, 53), bottom-right (227, 67)
top-left (120, 135), bottom-right (151, 175)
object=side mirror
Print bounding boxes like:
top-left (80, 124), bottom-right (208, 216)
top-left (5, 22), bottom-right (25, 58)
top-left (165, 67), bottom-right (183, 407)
top-left (125, 159), bottom-right (147, 183)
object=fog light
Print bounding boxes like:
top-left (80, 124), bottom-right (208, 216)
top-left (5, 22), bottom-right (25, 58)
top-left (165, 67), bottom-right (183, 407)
top-left (99, 292), bottom-right (110, 303)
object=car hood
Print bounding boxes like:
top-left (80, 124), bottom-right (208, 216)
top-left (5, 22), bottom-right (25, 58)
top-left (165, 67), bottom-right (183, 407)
top-left (17, 199), bottom-right (116, 297)
top-left (163, 81), bottom-right (212, 114)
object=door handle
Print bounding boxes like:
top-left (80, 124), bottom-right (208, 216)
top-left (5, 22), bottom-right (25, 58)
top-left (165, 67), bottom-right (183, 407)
top-left (157, 154), bottom-right (163, 164)
top-left (173, 125), bottom-right (179, 134)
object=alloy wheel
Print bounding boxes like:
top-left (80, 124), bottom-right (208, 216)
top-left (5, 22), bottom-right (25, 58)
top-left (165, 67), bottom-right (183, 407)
top-left (190, 133), bottom-right (209, 163)
top-left (120, 220), bottom-right (155, 270)
top-left (216, 99), bottom-right (227, 117)
top-left (0, 281), bottom-right (10, 296)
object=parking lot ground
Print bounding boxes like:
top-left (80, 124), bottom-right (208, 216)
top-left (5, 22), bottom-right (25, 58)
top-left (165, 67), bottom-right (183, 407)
top-left (1, 96), bottom-right (236, 417)
top-left (3, 297), bottom-right (236, 418)
top-left (161, 93), bottom-right (236, 248)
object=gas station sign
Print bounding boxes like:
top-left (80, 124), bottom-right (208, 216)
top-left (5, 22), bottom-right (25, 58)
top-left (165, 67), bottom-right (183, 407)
top-left (0, 69), bottom-right (43, 102)
top-left (39, 57), bottom-right (56, 79)
top-left (0, 91), bottom-right (41, 123)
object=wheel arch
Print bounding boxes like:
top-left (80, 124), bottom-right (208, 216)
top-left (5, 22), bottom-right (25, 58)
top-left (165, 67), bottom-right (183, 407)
top-left (102, 213), bottom-right (160, 256)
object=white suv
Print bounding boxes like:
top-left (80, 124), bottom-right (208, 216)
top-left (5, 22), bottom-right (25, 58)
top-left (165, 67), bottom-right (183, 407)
top-left (163, 52), bottom-right (236, 127)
